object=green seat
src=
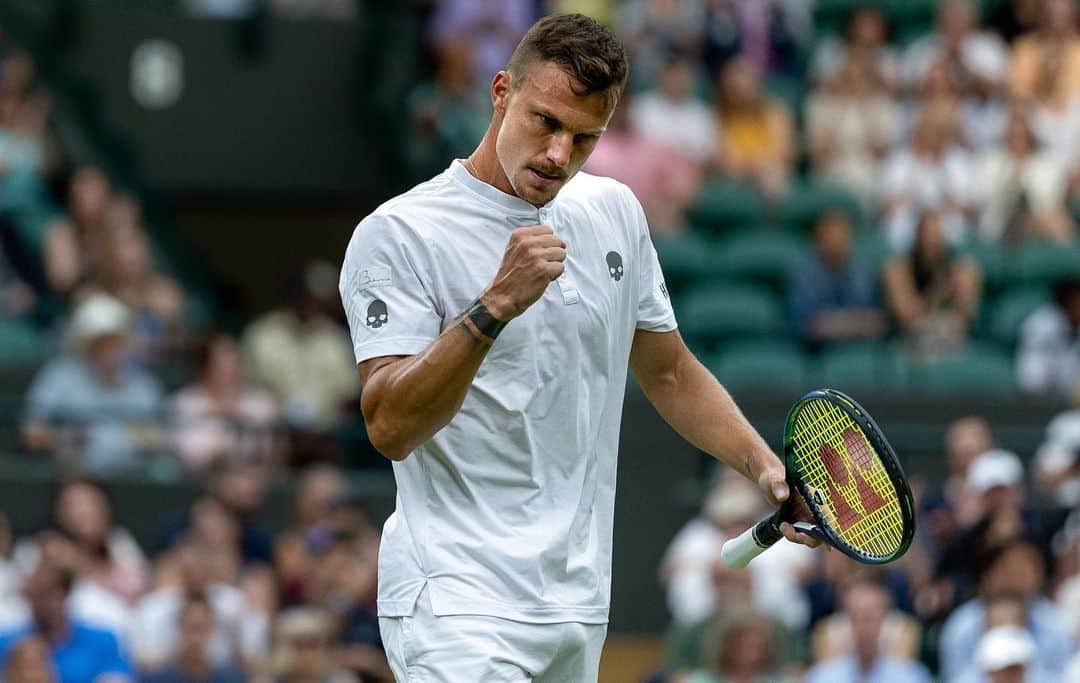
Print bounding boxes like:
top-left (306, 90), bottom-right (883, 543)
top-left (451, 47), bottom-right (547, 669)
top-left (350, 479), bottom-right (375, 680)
top-left (714, 231), bottom-right (807, 292)
top-left (964, 243), bottom-right (1010, 293)
top-left (916, 344), bottom-right (1015, 395)
top-left (987, 287), bottom-right (1050, 345)
top-left (818, 342), bottom-right (905, 392)
top-left (777, 181), bottom-right (863, 233)
top-left (0, 320), bottom-right (48, 368)
top-left (679, 284), bottom-right (784, 349)
top-left (853, 236), bottom-right (895, 274)
top-left (652, 233), bottom-right (713, 295)
top-left (688, 181), bottom-right (764, 234)
top-left (706, 341), bottom-right (809, 393)
top-left (1015, 242), bottom-right (1080, 285)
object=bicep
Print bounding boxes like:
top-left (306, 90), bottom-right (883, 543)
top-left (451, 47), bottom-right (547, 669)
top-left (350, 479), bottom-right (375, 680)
top-left (630, 328), bottom-right (689, 393)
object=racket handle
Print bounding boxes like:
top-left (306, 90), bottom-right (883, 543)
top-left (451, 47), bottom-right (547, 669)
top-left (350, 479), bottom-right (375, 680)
top-left (721, 514), bottom-right (785, 569)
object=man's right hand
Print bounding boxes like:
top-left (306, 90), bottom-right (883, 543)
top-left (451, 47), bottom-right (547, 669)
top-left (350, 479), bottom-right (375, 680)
top-left (481, 225), bottom-right (566, 320)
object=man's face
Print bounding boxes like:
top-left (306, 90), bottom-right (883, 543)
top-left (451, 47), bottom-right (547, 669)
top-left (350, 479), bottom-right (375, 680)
top-left (493, 62), bottom-right (615, 207)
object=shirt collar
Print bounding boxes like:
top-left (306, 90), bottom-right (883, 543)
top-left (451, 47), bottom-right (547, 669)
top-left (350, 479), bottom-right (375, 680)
top-left (448, 159), bottom-right (557, 217)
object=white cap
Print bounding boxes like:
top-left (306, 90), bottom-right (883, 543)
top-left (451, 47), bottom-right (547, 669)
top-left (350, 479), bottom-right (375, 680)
top-left (975, 625), bottom-right (1036, 672)
top-left (967, 449), bottom-right (1024, 494)
top-left (704, 479), bottom-right (764, 526)
top-left (68, 293), bottom-right (131, 351)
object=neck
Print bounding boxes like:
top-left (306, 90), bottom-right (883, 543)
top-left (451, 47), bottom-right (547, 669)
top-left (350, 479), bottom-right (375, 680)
top-left (179, 649), bottom-right (210, 676)
top-left (856, 649), bottom-right (877, 672)
top-left (37, 616), bottom-right (69, 644)
top-left (465, 126), bottom-right (517, 199)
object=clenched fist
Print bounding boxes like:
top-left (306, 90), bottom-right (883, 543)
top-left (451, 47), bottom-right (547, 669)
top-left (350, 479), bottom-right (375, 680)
top-left (480, 225), bottom-right (566, 320)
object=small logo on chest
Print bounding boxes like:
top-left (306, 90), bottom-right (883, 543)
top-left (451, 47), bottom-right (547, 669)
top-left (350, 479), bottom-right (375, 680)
top-left (605, 251), bottom-right (624, 282)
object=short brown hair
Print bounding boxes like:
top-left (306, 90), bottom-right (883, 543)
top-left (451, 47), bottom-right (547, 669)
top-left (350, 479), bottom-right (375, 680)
top-left (507, 13), bottom-right (629, 99)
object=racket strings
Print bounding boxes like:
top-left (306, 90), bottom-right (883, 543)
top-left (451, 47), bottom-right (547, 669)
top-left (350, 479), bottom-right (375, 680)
top-left (790, 400), bottom-right (904, 559)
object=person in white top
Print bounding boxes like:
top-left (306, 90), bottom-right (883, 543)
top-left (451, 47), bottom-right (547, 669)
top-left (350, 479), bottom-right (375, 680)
top-left (338, 13), bottom-right (818, 682)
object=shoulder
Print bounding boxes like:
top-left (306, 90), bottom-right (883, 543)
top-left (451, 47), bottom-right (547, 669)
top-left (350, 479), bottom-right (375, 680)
top-left (354, 172), bottom-right (459, 240)
top-left (561, 171), bottom-right (643, 219)
top-left (805, 657), bottom-right (850, 682)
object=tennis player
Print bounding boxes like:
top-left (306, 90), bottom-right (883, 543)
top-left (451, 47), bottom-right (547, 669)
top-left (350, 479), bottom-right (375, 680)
top-left (339, 13), bottom-right (819, 681)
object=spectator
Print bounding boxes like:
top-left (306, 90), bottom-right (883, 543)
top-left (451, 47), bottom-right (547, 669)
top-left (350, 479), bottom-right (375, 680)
top-left (712, 55), bottom-right (795, 200)
top-left (616, 0), bottom-right (706, 89)
top-left (1027, 41), bottom-right (1080, 168)
top-left (700, 0), bottom-right (810, 77)
top-left (958, 623), bottom-right (1058, 683)
top-left (630, 50), bottom-right (716, 165)
top-left (160, 459), bottom-right (274, 567)
top-left (171, 333), bottom-right (282, 474)
top-left (661, 472), bottom-right (811, 634)
top-left (44, 166), bottom-right (113, 297)
top-left (679, 609), bottom-right (795, 683)
top-left (787, 209), bottom-right (886, 345)
top-left (1017, 277), bottom-right (1080, 399)
top-left (910, 54), bottom-right (1006, 154)
top-left (243, 262), bottom-right (359, 432)
top-left (882, 211), bottom-right (983, 359)
top-left (811, 6), bottom-right (901, 93)
top-left (1032, 409), bottom-right (1080, 507)
top-left (269, 607), bottom-right (357, 683)
top-left (805, 581), bottom-right (931, 683)
top-left (879, 106), bottom-right (974, 248)
top-left (973, 109), bottom-right (1074, 244)
top-left (274, 465), bottom-right (350, 608)
top-left (82, 202), bottom-right (187, 363)
top-left (585, 95), bottom-right (701, 234)
top-left (3, 635), bottom-right (57, 682)
top-left (987, 0), bottom-right (1041, 44)
top-left (0, 47), bottom-right (53, 213)
top-left (903, 0), bottom-right (1009, 97)
top-left (140, 594), bottom-right (245, 683)
top-left (944, 417), bottom-right (998, 527)
top-left (805, 47), bottom-right (901, 203)
top-left (427, 0), bottom-right (534, 89)
top-left (132, 540), bottom-right (268, 673)
top-left (0, 559), bottom-right (132, 682)
top-left (940, 538), bottom-right (1073, 681)
top-left (22, 294), bottom-right (164, 473)
top-left (12, 478), bottom-right (149, 641)
top-left (404, 37), bottom-right (488, 182)
top-left (1009, 0), bottom-right (1080, 101)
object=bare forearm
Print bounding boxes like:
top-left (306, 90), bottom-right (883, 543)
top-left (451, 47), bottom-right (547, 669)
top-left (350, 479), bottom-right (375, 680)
top-left (640, 352), bottom-right (779, 482)
top-left (362, 319), bottom-right (492, 460)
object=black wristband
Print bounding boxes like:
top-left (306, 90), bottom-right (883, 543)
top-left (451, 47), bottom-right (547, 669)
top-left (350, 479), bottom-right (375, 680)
top-left (463, 298), bottom-right (508, 344)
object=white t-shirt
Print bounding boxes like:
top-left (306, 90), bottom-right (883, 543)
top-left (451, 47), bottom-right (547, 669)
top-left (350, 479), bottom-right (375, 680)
top-left (339, 160), bottom-right (676, 624)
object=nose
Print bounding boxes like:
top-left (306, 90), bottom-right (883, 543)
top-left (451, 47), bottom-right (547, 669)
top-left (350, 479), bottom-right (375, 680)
top-left (546, 132), bottom-right (573, 170)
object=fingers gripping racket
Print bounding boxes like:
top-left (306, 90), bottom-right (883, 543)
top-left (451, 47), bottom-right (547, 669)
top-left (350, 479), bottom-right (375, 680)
top-left (721, 389), bottom-right (915, 569)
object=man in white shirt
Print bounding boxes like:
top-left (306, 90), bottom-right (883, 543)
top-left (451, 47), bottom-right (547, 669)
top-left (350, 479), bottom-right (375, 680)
top-left (339, 13), bottom-right (817, 681)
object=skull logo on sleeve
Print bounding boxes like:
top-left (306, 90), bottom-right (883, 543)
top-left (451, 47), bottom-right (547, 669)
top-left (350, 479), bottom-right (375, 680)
top-left (366, 299), bottom-right (388, 328)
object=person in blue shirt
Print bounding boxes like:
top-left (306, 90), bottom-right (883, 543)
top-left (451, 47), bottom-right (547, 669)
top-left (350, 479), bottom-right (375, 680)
top-left (0, 558), bottom-right (133, 683)
top-left (788, 209), bottom-right (886, 346)
top-left (140, 595), bottom-right (244, 683)
top-left (805, 580), bottom-right (933, 683)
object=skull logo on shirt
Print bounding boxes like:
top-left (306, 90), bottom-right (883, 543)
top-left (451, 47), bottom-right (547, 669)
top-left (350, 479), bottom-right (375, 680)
top-left (606, 251), bottom-right (623, 282)
top-left (366, 299), bottom-right (388, 328)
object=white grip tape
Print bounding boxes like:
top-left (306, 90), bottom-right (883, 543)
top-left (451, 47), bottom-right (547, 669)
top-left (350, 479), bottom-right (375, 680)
top-left (721, 525), bottom-right (771, 569)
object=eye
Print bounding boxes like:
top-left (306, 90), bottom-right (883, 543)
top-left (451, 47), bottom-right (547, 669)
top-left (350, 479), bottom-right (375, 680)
top-left (537, 114), bottom-right (557, 129)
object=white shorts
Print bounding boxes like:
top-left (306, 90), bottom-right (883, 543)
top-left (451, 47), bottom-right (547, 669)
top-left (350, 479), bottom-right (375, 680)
top-left (378, 586), bottom-right (608, 682)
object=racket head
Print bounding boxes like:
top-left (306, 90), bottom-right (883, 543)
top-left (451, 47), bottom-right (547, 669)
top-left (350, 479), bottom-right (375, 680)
top-left (783, 389), bottom-right (915, 564)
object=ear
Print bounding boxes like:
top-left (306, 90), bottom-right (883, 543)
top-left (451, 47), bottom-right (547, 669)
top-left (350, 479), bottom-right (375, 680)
top-left (492, 70), bottom-right (512, 114)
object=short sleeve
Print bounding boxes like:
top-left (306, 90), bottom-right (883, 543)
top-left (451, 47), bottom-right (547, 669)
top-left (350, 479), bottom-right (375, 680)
top-left (339, 214), bottom-right (443, 365)
top-left (625, 189), bottom-right (676, 332)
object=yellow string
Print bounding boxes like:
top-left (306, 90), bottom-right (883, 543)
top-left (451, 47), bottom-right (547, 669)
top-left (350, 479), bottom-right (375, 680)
top-left (790, 399), bottom-right (904, 559)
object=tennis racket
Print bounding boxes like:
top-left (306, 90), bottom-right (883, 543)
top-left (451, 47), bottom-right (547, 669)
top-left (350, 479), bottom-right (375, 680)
top-left (721, 389), bottom-right (915, 569)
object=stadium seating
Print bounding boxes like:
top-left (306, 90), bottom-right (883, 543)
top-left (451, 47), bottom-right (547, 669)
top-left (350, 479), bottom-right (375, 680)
top-left (817, 342), bottom-right (907, 393)
top-left (687, 180), bottom-right (764, 234)
top-left (986, 286), bottom-right (1050, 346)
top-left (712, 230), bottom-right (807, 293)
top-left (705, 340), bottom-right (809, 393)
top-left (914, 343), bottom-right (1016, 395)
top-left (677, 283), bottom-right (784, 349)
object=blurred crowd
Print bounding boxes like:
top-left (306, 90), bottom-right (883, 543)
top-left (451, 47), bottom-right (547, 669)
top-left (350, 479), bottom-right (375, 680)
top-left (406, 0), bottom-right (1080, 401)
top-left (658, 411), bottom-right (1080, 683)
top-left (0, 464), bottom-right (390, 681)
top-left (1, 0), bottom-right (1080, 681)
